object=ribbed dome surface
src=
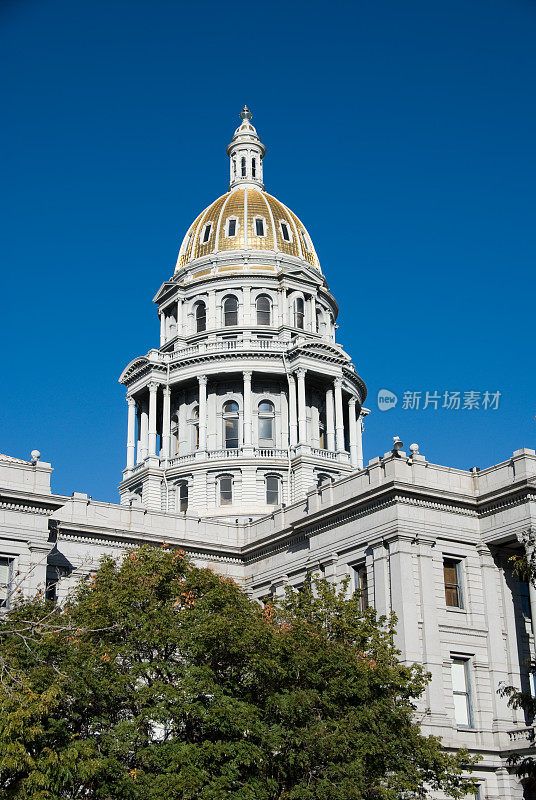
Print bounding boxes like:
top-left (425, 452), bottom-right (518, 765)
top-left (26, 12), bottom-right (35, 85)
top-left (176, 187), bottom-right (321, 272)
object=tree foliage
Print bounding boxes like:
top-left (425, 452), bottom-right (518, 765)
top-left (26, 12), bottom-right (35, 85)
top-left (0, 546), bottom-right (477, 799)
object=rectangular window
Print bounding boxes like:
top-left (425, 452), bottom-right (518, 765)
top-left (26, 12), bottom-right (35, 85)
top-left (443, 558), bottom-right (463, 608)
top-left (220, 476), bottom-right (233, 505)
top-left (255, 218), bottom-right (265, 236)
top-left (354, 564), bottom-right (369, 612)
top-left (202, 223), bottom-right (212, 243)
top-left (0, 557), bottom-right (13, 608)
top-left (451, 658), bottom-right (473, 727)
top-left (227, 219), bottom-right (237, 237)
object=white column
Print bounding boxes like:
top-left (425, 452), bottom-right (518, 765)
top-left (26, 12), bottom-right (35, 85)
top-left (325, 386), bottom-right (335, 451)
top-left (208, 292), bottom-right (216, 329)
top-left (311, 295), bottom-right (317, 333)
top-left (159, 313), bottom-right (165, 346)
top-left (162, 386), bottom-right (171, 461)
top-left (417, 538), bottom-right (448, 722)
top-left (296, 368), bottom-right (307, 444)
top-left (349, 397), bottom-right (358, 467)
top-left (148, 382), bottom-right (159, 458)
top-left (334, 378), bottom-right (345, 452)
top-left (243, 286), bottom-right (251, 326)
top-left (176, 298), bottom-right (183, 337)
top-left (356, 410), bottom-right (365, 469)
top-left (140, 400), bottom-right (149, 461)
top-left (126, 396), bottom-right (136, 470)
top-left (277, 288), bottom-right (285, 327)
top-left (243, 371), bottom-right (252, 447)
top-left (198, 375), bottom-right (207, 451)
top-left (288, 374), bottom-right (297, 447)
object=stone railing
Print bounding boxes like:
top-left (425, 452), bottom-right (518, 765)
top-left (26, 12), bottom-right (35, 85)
top-left (310, 447), bottom-right (340, 461)
top-left (136, 446), bottom-right (346, 472)
top-left (172, 338), bottom-right (289, 360)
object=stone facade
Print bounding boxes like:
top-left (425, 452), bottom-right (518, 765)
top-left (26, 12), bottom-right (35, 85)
top-left (1, 109), bottom-right (535, 798)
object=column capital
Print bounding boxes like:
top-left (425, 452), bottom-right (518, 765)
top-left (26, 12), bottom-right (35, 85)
top-left (295, 367), bottom-right (307, 379)
top-left (162, 385), bottom-right (171, 397)
top-left (126, 395), bottom-right (136, 407)
top-left (148, 381), bottom-right (159, 393)
top-left (198, 374), bottom-right (208, 386)
top-left (243, 370), bottom-right (253, 381)
top-left (334, 376), bottom-right (343, 388)
top-left (348, 396), bottom-right (357, 407)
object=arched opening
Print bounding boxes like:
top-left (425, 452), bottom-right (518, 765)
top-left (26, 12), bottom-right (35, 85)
top-left (223, 401), bottom-right (239, 449)
top-left (223, 296), bottom-right (238, 327)
top-left (266, 475), bottom-right (280, 505)
top-left (256, 295), bottom-right (271, 326)
top-left (252, 158), bottom-right (256, 178)
top-left (219, 474), bottom-right (233, 505)
top-left (241, 157), bottom-right (246, 177)
top-left (294, 297), bottom-right (305, 329)
top-left (195, 301), bottom-right (206, 333)
top-left (258, 400), bottom-right (275, 446)
top-left (177, 481), bottom-right (188, 513)
top-left (318, 408), bottom-right (326, 449)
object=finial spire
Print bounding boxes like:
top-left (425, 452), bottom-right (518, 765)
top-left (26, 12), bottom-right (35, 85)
top-left (226, 106), bottom-right (266, 190)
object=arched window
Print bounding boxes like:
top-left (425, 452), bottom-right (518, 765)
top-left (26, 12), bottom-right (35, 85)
top-left (266, 475), bottom-right (280, 505)
top-left (241, 157), bottom-right (246, 177)
top-left (294, 297), bottom-right (305, 329)
top-left (252, 158), bottom-right (256, 178)
top-left (223, 401), bottom-right (239, 449)
top-left (191, 405), bottom-right (199, 450)
top-left (256, 295), bottom-right (271, 326)
top-left (219, 474), bottom-right (233, 505)
top-left (233, 159), bottom-right (236, 177)
top-left (195, 301), bottom-right (206, 333)
top-left (258, 400), bottom-right (275, 446)
top-left (177, 481), bottom-right (188, 513)
top-left (223, 296), bottom-right (238, 327)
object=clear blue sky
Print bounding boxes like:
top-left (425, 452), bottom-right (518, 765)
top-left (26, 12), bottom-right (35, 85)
top-left (1, 0), bottom-right (535, 501)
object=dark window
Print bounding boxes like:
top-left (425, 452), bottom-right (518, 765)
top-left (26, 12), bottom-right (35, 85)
top-left (520, 580), bottom-right (531, 618)
top-left (233, 159), bottom-right (236, 176)
top-left (255, 218), bottom-right (265, 236)
top-left (300, 229), bottom-right (310, 252)
top-left (227, 218), bottom-right (237, 237)
top-left (191, 406), bottom-right (199, 450)
top-left (444, 558), bottom-right (462, 608)
top-left (241, 157), bottom-right (246, 177)
top-left (294, 297), bottom-right (305, 329)
top-left (280, 221), bottom-right (290, 241)
top-left (266, 475), bottom-right (280, 505)
top-left (223, 296), bottom-right (238, 326)
top-left (252, 158), bottom-right (256, 178)
top-left (318, 409), bottom-right (326, 448)
top-left (220, 475), bottom-right (233, 505)
top-left (256, 295), bottom-right (271, 325)
top-left (355, 565), bottom-right (369, 612)
top-left (195, 301), bottom-right (206, 332)
top-left (178, 481), bottom-right (188, 513)
top-left (223, 401), bottom-right (239, 449)
top-left (202, 224), bottom-right (212, 244)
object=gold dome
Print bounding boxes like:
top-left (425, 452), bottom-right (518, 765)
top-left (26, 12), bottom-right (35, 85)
top-left (176, 187), bottom-right (321, 273)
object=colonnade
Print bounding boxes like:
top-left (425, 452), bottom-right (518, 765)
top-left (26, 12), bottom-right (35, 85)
top-left (125, 370), bottom-right (365, 472)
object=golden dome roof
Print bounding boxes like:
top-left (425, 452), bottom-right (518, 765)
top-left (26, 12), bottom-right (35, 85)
top-left (176, 186), bottom-right (321, 273)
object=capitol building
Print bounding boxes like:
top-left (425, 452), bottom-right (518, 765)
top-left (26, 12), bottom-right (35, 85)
top-left (2, 108), bottom-right (536, 799)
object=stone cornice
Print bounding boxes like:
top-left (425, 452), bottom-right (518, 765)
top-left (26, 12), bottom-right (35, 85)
top-left (0, 490), bottom-right (66, 516)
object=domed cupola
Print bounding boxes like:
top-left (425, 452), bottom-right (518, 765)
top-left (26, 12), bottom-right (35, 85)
top-left (175, 108), bottom-right (322, 274)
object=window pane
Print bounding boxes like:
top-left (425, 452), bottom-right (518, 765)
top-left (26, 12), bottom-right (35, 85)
top-left (451, 660), bottom-right (467, 692)
top-left (0, 559), bottom-right (10, 606)
top-left (281, 222), bottom-right (289, 241)
top-left (228, 219), bottom-right (236, 237)
top-left (178, 483), bottom-right (188, 513)
top-left (258, 400), bottom-right (274, 413)
top-left (195, 303), bottom-right (206, 332)
top-left (203, 224), bottom-right (211, 243)
top-left (252, 158), bottom-right (256, 178)
top-left (223, 401), bottom-right (239, 413)
top-left (259, 417), bottom-right (273, 441)
top-left (225, 418), bottom-right (239, 448)
top-left (224, 297), bottom-right (238, 326)
top-left (453, 693), bottom-right (470, 726)
top-left (266, 476), bottom-right (279, 505)
top-left (255, 218), bottom-right (264, 236)
top-left (241, 158), bottom-right (246, 177)
top-left (220, 477), bottom-right (232, 504)
top-left (444, 558), bottom-right (461, 607)
top-left (256, 296), bottom-right (271, 325)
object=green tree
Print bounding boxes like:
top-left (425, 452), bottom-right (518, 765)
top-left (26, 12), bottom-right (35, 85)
top-left (0, 546), bottom-right (477, 799)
